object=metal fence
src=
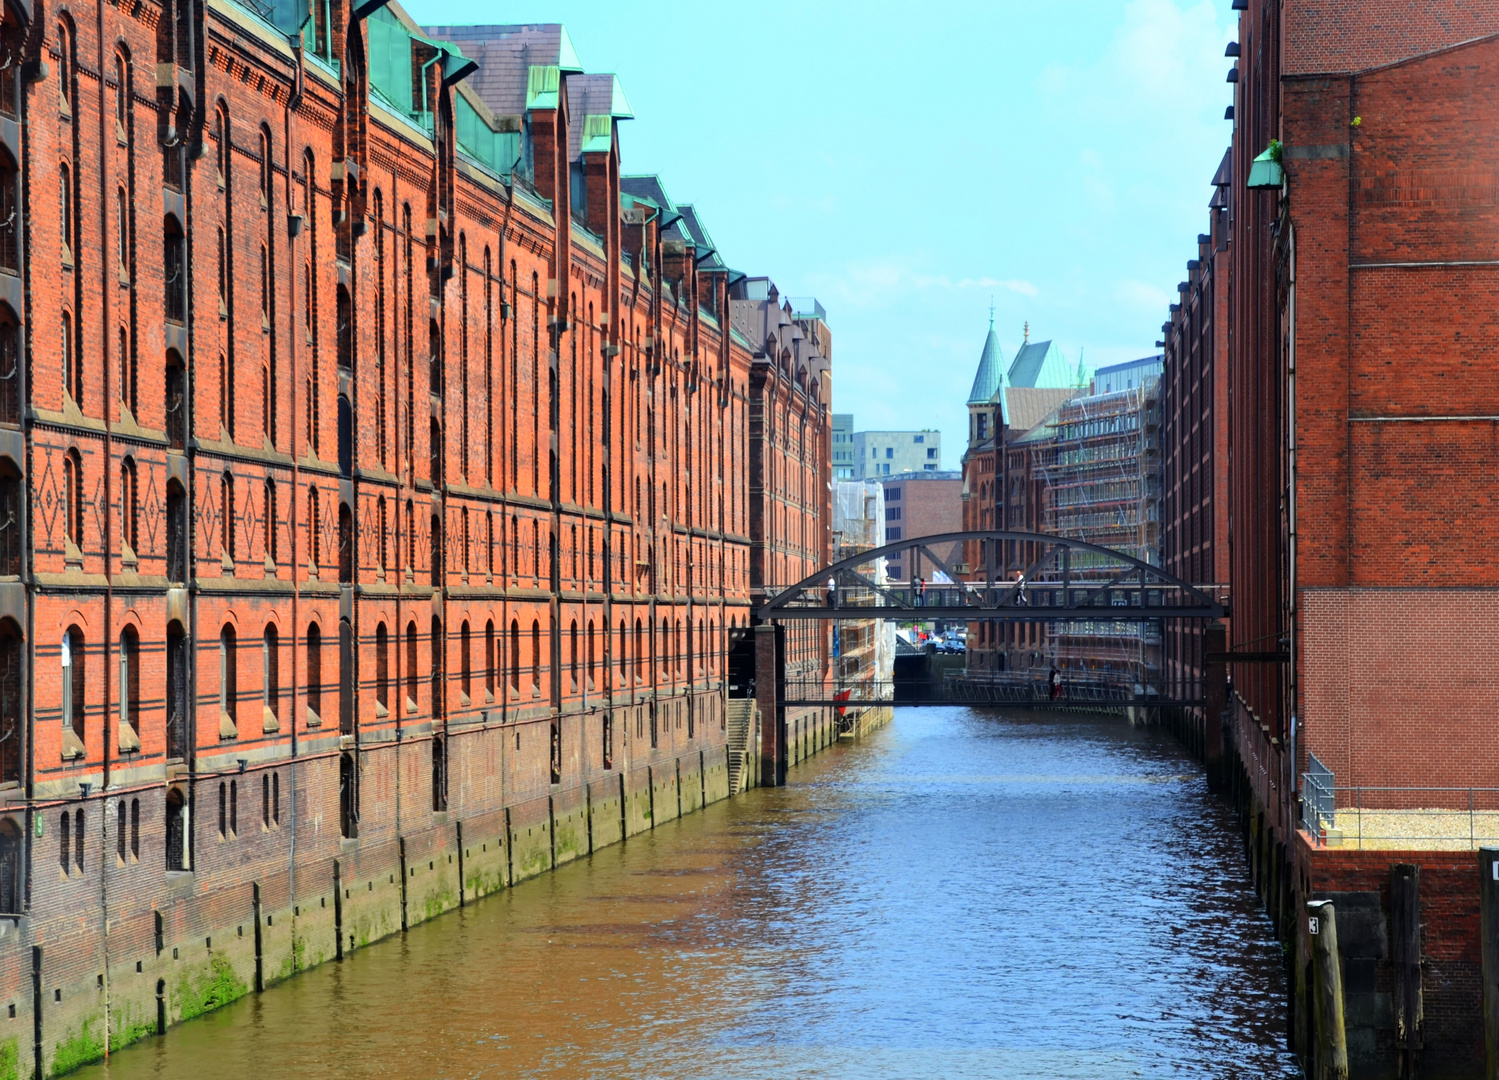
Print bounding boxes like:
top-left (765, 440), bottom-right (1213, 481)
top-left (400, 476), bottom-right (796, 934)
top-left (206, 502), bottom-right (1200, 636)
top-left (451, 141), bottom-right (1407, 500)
top-left (1300, 771), bottom-right (1499, 849)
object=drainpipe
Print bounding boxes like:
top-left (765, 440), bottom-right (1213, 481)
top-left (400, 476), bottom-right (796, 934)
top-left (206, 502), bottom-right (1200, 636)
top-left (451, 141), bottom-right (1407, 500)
top-left (1284, 221), bottom-right (1297, 834)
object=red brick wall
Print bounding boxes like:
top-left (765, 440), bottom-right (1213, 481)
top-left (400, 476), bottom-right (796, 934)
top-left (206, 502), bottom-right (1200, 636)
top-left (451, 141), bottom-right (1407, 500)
top-left (0, 0), bottom-right (817, 1067)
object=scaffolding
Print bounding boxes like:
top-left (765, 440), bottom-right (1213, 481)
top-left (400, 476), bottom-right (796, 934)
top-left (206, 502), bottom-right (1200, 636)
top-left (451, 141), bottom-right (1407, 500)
top-left (1029, 382), bottom-right (1163, 691)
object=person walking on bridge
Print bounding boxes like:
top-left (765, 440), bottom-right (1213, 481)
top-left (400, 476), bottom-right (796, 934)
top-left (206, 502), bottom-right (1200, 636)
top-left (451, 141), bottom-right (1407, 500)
top-left (1050, 665), bottom-right (1062, 701)
top-left (916, 576), bottom-right (926, 608)
top-left (827, 577), bottom-right (836, 610)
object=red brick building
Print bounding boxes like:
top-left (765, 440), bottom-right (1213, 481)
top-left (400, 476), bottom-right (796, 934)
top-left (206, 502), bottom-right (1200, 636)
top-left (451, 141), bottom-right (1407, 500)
top-left (1160, 151), bottom-right (1230, 711)
top-left (1224, 4), bottom-right (1499, 1074)
top-left (0, 2), bottom-right (831, 1072)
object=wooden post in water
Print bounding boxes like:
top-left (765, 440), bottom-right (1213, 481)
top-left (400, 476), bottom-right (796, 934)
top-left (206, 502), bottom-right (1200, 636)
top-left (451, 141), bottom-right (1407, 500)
top-left (1307, 899), bottom-right (1348, 1080)
top-left (1202, 621), bottom-right (1227, 789)
top-left (1391, 864), bottom-right (1422, 1078)
top-left (1479, 848), bottom-right (1499, 1079)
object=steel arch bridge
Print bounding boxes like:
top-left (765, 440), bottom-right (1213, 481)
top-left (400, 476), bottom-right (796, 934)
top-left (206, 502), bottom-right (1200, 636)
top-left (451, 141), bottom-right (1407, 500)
top-left (754, 530), bottom-right (1227, 623)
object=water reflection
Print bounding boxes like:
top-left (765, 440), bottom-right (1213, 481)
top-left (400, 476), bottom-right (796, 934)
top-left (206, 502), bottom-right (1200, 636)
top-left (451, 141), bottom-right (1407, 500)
top-left (77, 707), bottom-right (1300, 1079)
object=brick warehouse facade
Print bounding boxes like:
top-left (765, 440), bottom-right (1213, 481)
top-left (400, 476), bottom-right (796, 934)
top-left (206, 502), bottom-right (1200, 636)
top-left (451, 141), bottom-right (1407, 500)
top-left (0, 1), bottom-right (835, 1075)
top-left (1219, 3), bottom-right (1499, 1076)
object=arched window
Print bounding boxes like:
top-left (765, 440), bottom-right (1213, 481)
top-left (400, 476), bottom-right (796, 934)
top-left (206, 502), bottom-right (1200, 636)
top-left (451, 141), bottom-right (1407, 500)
top-left (430, 512), bottom-right (442, 587)
top-left (307, 486), bottom-right (320, 570)
top-left (634, 619), bottom-right (643, 681)
top-left (429, 616), bottom-right (443, 721)
top-left (262, 479), bottom-right (277, 566)
top-left (61, 626), bottom-right (84, 745)
top-left (219, 624), bottom-right (238, 735)
top-left (661, 619), bottom-right (670, 677)
top-left (405, 500), bottom-right (415, 573)
top-left (338, 502), bottom-right (353, 583)
top-left (63, 450), bottom-right (83, 550)
top-left (618, 620), bottom-right (627, 681)
top-left (258, 126), bottom-right (272, 204)
top-left (429, 319), bottom-right (442, 396)
top-left (339, 618), bottom-right (354, 735)
top-left (568, 620), bottom-right (578, 692)
top-left (61, 310), bottom-right (76, 404)
top-left (0, 310), bottom-right (19, 426)
top-left (118, 624), bottom-right (140, 744)
top-left (377, 496), bottom-right (388, 574)
top-left (120, 457), bottom-right (138, 555)
top-left (405, 621), bottom-right (418, 711)
top-left (430, 418), bottom-right (442, 488)
top-left (337, 394), bottom-right (352, 477)
top-left (166, 622), bottom-right (187, 760)
top-left (306, 622), bottom-right (322, 723)
top-left (263, 625), bottom-right (279, 725)
top-left (116, 186), bottom-right (128, 271)
top-left (508, 620), bottom-right (520, 691)
top-left (0, 151), bottom-right (17, 275)
top-left (166, 481), bottom-right (187, 583)
top-left (586, 621), bottom-right (595, 690)
top-left (336, 285), bottom-right (352, 370)
top-left (530, 619), bottom-right (540, 690)
top-left (220, 471), bottom-right (236, 562)
top-left (165, 350), bottom-right (185, 448)
top-left (484, 620), bottom-right (495, 701)
top-left (59, 162), bottom-right (73, 260)
top-left (0, 620), bottom-right (19, 786)
top-left (0, 817), bottom-right (21, 913)
top-left (164, 216), bottom-right (186, 323)
top-left (460, 621), bottom-right (471, 702)
top-left (165, 788), bottom-right (187, 871)
top-left (375, 623), bottom-right (388, 711)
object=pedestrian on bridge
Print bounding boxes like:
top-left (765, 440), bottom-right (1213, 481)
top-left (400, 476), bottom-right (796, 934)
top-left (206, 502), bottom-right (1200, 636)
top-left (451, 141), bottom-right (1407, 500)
top-left (916, 577), bottom-right (926, 608)
top-left (1050, 665), bottom-right (1062, 701)
top-left (827, 577), bottom-right (836, 609)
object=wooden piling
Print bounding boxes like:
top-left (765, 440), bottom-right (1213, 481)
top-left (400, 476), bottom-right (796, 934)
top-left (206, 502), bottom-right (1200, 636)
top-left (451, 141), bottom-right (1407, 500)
top-left (1391, 864), bottom-right (1422, 1078)
top-left (1307, 899), bottom-right (1349, 1080)
top-left (1479, 848), bottom-right (1499, 1079)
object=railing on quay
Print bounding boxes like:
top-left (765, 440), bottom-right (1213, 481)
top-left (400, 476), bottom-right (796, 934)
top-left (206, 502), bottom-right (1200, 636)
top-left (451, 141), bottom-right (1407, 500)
top-left (1300, 771), bottom-right (1499, 850)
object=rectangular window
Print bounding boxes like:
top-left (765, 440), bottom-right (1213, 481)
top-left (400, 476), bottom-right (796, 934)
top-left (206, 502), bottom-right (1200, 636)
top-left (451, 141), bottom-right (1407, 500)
top-left (886, 527), bottom-right (901, 541)
top-left (887, 487), bottom-right (901, 501)
top-left (886, 507), bottom-right (901, 521)
top-left (914, 435), bottom-right (924, 444)
top-left (885, 447), bottom-right (893, 459)
top-left (927, 448), bottom-right (938, 459)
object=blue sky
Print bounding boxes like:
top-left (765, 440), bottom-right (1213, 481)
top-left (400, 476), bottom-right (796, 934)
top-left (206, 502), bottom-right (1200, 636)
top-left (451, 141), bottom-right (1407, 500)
top-left (403, 0), bottom-right (1238, 469)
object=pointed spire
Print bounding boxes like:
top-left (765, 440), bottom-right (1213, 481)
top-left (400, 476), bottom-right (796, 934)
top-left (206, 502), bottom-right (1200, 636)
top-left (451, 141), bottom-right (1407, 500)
top-left (1023, 320), bottom-right (1029, 343)
top-left (966, 314), bottom-right (1005, 405)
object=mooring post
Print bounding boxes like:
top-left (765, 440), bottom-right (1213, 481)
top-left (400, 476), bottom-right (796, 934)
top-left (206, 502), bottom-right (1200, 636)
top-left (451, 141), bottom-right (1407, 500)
top-left (1202, 620), bottom-right (1227, 790)
top-left (753, 622), bottom-right (785, 786)
top-left (1391, 863), bottom-right (1422, 1077)
top-left (1308, 899), bottom-right (1349, 1080)
top-left (1479, 847), bottom-right (1499, 1079)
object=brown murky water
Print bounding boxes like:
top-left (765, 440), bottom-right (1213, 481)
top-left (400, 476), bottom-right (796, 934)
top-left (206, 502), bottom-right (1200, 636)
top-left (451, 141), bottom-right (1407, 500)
top-left (75, 707), bottom-right (1300, 1079)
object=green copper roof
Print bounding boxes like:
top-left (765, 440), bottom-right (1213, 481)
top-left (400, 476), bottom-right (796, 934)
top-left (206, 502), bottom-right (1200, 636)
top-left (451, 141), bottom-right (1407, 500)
top-left (967, 319), bottom-right (1005, 404)
top-left (1007, 339), bottom-right (1074, 389)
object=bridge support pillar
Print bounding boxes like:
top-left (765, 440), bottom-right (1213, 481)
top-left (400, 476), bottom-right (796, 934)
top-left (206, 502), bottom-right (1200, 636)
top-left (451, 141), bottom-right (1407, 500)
top-left (1203, 621), bottom-right (1227, 790)
top-left (754, 623), bottom-right (786, 787)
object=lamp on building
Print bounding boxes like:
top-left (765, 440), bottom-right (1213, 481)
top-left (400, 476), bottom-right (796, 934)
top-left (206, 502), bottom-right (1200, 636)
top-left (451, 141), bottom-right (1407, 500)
top-left (1246, 142), bottom-right (1284, 189)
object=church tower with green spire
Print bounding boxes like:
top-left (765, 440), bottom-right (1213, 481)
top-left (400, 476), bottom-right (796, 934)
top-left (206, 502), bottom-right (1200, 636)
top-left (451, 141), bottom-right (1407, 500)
top-left (967, 307), bottom-right (1005, 452)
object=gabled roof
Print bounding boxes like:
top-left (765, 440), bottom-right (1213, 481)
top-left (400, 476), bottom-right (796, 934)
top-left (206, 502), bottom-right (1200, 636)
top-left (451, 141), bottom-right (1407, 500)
top-left (967, 320), bottom-right (1005, 405)
top-left (422, 24), bottom-right (583, 116)
top-left (1007, 339), bottom-right (1074, 389)
top-left (622, 175), bottom-right (688, 241)
top-left (1005, 386), bottom-right (1076, 434)
top-left (676, 205), bottom-right (726, 271)
top-left (565, 73), bottom-right (632, 160)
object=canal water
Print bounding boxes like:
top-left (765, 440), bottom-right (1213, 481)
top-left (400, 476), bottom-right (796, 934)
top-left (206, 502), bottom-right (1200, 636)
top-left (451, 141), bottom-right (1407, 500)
top-left (76, 707), bottom-right (1301, 1079)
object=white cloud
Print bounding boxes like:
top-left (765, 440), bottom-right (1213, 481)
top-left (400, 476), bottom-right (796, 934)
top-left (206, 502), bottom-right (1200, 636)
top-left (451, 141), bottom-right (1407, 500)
top-left (807, 258), bottom-right (1038, 310)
